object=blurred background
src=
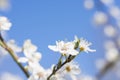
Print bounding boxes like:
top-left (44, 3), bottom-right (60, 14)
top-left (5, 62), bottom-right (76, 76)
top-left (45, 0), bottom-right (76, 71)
top-left (0, 0), bottom-right (120, 80)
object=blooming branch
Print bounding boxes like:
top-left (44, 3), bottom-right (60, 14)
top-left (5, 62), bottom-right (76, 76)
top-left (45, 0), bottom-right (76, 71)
top-left (47, 36), bottom-right (96, 80)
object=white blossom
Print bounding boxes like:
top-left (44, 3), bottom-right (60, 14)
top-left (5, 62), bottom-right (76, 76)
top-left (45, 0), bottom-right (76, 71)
top-left (28, 62), bottom-right (47, 80)
top-left (55, 61), bottom-right (81, 80)
top-left (23, 39), bottom-right (38, 55)
top-left (62, 61), bottom-right (81, 75)
top-left (0, 16), bottom-right (12, 31)
top-left (79, 38), bottom-right (96, 53)
top-left (28, 62), bottom-right (53, 80)
top-left (18, 39), bottom-right (42, 63)
top-left (48, 41), bottom-right (79, 56)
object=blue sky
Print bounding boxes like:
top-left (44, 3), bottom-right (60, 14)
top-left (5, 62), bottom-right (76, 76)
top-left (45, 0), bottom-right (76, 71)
top-left (0, 0), bottom-right (106, 79)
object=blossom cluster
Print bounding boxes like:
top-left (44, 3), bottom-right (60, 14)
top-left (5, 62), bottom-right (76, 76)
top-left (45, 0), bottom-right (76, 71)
top-left (17, 36), bottom-right (95, 80)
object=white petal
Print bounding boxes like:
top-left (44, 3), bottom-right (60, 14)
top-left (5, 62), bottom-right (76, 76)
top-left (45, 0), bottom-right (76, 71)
top-left (48, 45), bottom-right (58, 52)
top-left (18, 57), bottom-right (28, 63)
top-left (68, 50), bottom-right (79, 55)
top-left (32, 52), bottom-right (42, 62)
top-left (23, 50), bottom-right (33, 58)
top-left (0, 16), bottom-right (12, 31)
top-left (87, 48), bottom-right (96, 53)
top-left (23, 39), bottom-right (38, 54)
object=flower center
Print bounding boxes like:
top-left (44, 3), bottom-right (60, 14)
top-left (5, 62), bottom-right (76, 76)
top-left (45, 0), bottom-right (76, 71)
top-left (65, 66), bottom-right (71, 72)
top-left (80, 47), bottom-right (84, 51)
top-left (61, 45), bottom-right (68, 51)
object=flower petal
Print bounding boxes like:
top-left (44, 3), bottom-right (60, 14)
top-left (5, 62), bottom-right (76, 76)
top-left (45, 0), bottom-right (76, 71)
top-left (48, 45), bottom-right (58, 52)
top-left (18, 57), bottom-right (28, 63)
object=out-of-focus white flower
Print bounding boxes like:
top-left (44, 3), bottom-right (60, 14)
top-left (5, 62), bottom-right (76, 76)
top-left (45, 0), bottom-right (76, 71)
top-left (93, 12), bottom-right (108, 25)
top-left (109, 6), bottom-right (120, 20)
top-left (100, 0), bottom-right (114, 7)
top-left (48, 41), bottom-right (79, 56)
top-left (95, 59), bottom-right (107, 70)
top-left (105, 48), bottom-right (119, 62)
top-left (0, 16), bottom-right (12, 31)
top-left (62, 61), bottom-right (81, 76)
top-left (7, 39), bottom-right (22, 53)
top-left (18, 39), bottom-right (42, 63)
top-left (0, 72), bottom-right (23, 80)
top-left (104, 25), bottom-right (116, 37)
top-left (84, 0), bottom-right (94, 10)
top-left (104, 40), bottom-right (116, 50)
top-left (79, 38), bottom-right (96, 53)
top-left (0, 0), bottom-right (10, 10)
